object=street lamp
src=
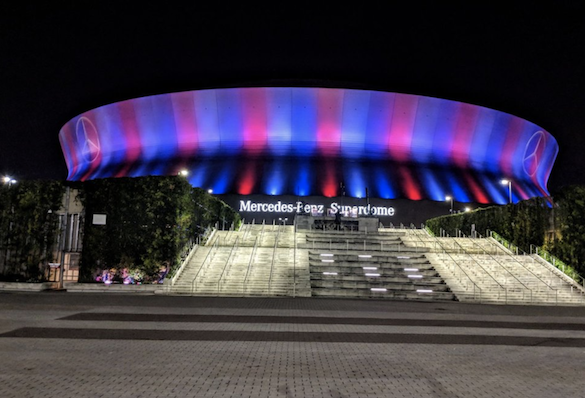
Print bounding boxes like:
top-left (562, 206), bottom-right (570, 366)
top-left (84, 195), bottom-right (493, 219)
top-left (500, 179), bottom-right (512, 204)
top-left (3, 176), bottom-right (16, 187)
top-left (445, 196), bottom-right (453, 214)
top-left (2, 176), bottom-right (16, 188)
top-left (178, 169), bottom-right (189, 177)
top-left (207, 189), bottom-right (213, 194)
top-left (278, 217), bottom-right (288, 225)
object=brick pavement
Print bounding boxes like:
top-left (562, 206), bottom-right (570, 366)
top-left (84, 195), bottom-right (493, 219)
top-left (1, 293), bottom-right (585, 397)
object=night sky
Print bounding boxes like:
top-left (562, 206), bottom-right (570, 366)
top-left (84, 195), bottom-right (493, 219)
top-left (2, 4), bottom-right (584, 193)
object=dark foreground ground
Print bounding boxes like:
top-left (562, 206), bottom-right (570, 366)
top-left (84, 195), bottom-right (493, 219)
top-left (1, 293), bottom-right (585, 397)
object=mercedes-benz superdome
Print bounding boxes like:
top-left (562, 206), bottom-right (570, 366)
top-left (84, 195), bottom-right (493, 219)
top-left (59, 87), bottom-right (558, 205)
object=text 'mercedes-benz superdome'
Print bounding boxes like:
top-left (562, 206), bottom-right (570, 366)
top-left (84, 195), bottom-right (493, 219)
top-left (59, 87), bottom-right (558, 204)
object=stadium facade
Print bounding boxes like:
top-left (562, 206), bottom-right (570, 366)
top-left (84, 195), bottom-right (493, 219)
top-left (59, 87), bottom-right (558, 222)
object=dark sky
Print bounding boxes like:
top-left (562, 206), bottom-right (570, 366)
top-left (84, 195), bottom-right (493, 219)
top-left (1, 4), bottom-right (584, 192)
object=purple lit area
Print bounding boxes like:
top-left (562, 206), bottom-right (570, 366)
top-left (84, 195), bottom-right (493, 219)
top-left (59, 87), bottom-right (558, 204)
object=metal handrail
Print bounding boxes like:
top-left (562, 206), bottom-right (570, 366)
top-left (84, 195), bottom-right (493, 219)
top-left (465, 236), bottom-right (557, 298)
top-left (293, 225), bottom-right (297, 298)
top-left (243, 236), bottom-right (259, 292)
top-left (268, 222), bottom-right (282, 291)
top-left (170, 239), bottom-right (198, 286)
top-left (217, 236), bottom-right (240, 292)
top-left (531, 254), bottom-right (585, 299)
top-left (490, 230), bottom-right (585, 291)
top-left (242, 222), bottom-right (251, 242)
top-left (412, 229), bottom-right (483, 301)
top-left (191, 236), bottom-right (220, 293)
top-left (530, 244), bottom-right (585, 287)
top-left (258, 219), bottom-right (266, 246)
top-left (448, 238), bottom-right (526, 303)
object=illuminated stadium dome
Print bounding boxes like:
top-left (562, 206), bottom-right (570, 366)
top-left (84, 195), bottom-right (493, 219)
top-left (59, 87), bottom-right (558, 204)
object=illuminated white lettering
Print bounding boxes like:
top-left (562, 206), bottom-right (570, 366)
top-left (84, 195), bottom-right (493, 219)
top-left (296, 202), bottom-right (303, 213)
top-left (238, 200), bottom-right (395, 216)
top-left (330, 202), bottom-right (338, 214)
top-left (239, 200), bottom-right (252, 212)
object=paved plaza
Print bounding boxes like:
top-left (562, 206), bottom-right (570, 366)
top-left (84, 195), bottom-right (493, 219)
top-left (1, 293), bottom-right (585, 397)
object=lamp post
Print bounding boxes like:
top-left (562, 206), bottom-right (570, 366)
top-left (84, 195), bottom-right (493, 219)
top-left (501, 179), bottom-right (512, 204)
top-left (445, 196), bottom-right (453, 214)
top-left (278, 217), bottom-right (288, 225)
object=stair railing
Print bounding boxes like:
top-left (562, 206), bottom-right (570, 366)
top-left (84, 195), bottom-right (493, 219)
top-left (258, 219), bottom-right (266, 247)
top-left (450, 238), bottom-right (528, 304)
top-left (529, 244), bottom-right (585, 291)
top-left (268, 222), bottom-right (282, 293)
top-left (217, 236), bottom-right (240, 294)
top-left (491, 231), bottom-right (585, 298)
top-left (170, 239), bottom-right (198, 287)
top-left (464, 236), bottom-right (557, 304)
top-left (293, 226), bottom-right (297, 298)
top-left (191, 236), bottom-right (220, 294)
top-left (412, 229), bottom-right (483, 302)
top-left (243, 236), bottom-right (259, 293)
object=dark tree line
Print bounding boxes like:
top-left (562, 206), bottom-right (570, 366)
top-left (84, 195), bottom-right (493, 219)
top-left (0, 176), bottom-right (240, 283)
top-left (0, 180), bottom-right (65, 281)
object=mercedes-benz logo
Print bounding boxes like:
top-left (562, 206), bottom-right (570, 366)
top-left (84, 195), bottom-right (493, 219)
top-left (523, 131), bottom-right (546, 177)
top-left (76, 116), bottom-right (100, 163)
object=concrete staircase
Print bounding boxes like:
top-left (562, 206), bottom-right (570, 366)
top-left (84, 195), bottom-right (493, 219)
top-left (170, 224), bottom-right (311, 297)
top-left (170, 223), bottom-right (585, 306)
top-left (399, 228), bottom-right (585, 305)
top-left (302, 230), bottom-right (456, 301)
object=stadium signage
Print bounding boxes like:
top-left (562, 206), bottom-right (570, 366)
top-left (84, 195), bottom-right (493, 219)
top-left (239, 200), bottom-right (395, 216)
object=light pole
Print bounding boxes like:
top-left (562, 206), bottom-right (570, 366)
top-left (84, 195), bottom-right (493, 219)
top-left (445, 196), bottom-right (453, 214)
top-left (501, 179), bottom-right (512, 204)
top-left (278, 217), bottom-right (288, 225)
top-left (58, 186), bottom-right (71, 290)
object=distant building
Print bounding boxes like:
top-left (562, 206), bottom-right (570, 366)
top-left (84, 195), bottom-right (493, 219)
top-left (59, 87), bottom-right (558, 214)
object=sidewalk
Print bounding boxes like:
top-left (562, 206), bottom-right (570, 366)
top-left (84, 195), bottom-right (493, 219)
top-left (1, 293), bottom-right (585, 397)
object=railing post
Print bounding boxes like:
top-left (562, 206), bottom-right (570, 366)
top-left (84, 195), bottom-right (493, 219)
top-left (293, 231), bottom-right (296, 299)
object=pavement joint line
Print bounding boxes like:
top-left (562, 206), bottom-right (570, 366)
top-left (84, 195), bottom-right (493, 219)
top-left (56, 312), bottom-right (585, 330)
top-left (3, 327), bottom-right (585, 347)
top-left (69, 306), bottom-right (585, 323)
top-left (21, 321), bottom-right (585, 339)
